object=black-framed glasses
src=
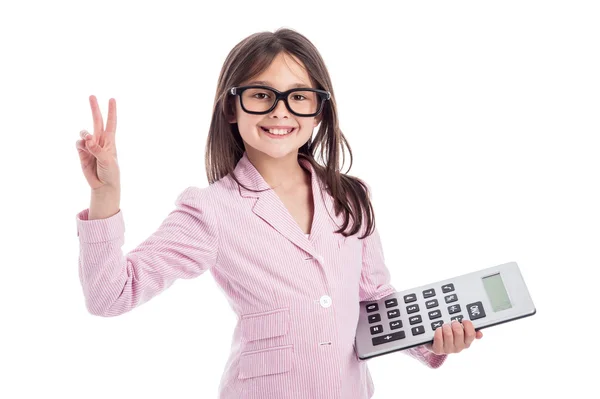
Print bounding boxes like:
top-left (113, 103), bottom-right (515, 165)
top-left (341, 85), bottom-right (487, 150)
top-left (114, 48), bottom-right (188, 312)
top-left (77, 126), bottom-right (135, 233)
top-left (229, 85), bottom-right (331, 117)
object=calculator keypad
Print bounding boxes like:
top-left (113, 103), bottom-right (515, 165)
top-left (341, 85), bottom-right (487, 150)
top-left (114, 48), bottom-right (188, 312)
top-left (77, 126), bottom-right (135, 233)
top-left (364, 281), bottom-right (487, 347)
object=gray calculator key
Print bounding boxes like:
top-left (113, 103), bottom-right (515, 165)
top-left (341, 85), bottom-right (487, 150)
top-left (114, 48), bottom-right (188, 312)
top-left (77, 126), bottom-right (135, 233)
top-left (428, 310), bottom-right (442, 319)
top-left (384, 298), bottom-right (398, 308)
top-left (431, 320), bottom-right (444, 330)
top-left (425, 299), bottom-right (438, 309)
top-left (451, 315), bottom-right (464, 323)
top-left (390, 320), bottom-right (403, 330)
top-left (409, 315), bottom-right (422, 325)
top-left (372, 331), bottom-right (406, 345)
top-left (387, 309), bottom-right (400, 319)
top-left (370, 325), bottom-right (383, 334)
top-left (467, 301), bottom-right (486, 320)
top-left (368, 314), bottom-right (381, 323)
top-left (366, 303), bottom-right (379, 312)
top-left (444, 294), bottom-right (458, 303)
top-left (411, 326), bottom-right (425, 335)
top-left (442, 283), bottom-right (455, 293)
top-left (448, 304), bottom-right (461, 314)
top-left (406, 304), bottom-right (420, 314)
top-left (404, 294), bottom-right (417, 303)
top-left (422, 288), bottom-right (436, 298)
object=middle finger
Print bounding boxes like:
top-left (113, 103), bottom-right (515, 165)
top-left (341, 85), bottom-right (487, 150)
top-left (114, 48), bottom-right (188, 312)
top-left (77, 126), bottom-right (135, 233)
top-left (451, 320), bottom-right (465, 352)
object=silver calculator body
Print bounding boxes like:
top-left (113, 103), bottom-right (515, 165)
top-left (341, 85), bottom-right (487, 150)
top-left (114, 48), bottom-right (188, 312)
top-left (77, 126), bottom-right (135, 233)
top-left (354, 261), bottom-right (536, 360)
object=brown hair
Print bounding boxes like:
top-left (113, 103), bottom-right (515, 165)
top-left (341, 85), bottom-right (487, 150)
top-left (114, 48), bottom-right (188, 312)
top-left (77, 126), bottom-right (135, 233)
top-left (205, 28), bottom-right (375, 239)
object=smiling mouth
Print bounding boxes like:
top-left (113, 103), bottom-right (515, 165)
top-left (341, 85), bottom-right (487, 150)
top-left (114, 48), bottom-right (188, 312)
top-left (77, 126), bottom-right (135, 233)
top-left (260, 127), bottom-right (296, 135)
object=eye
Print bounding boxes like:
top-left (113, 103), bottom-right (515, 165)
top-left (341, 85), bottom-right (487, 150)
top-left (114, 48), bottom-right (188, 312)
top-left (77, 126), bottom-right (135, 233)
top-left (291, 94), bottom-right (306, 101)
top-left (252, 92), bottom-right (271, 100)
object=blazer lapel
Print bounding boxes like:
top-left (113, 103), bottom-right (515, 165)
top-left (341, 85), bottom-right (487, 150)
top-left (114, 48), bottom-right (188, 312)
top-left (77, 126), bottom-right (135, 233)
top-left (233, 152), bottom-right (332, 259)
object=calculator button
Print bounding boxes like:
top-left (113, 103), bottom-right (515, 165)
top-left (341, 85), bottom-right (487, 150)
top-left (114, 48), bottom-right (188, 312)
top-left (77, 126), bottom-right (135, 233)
top-left (428, 310), bottom-right (442, 320)
top-left (370, 325), bottom-right (384, 335)
top-left (448, 304), bottom-right (461, 314)
top-left (384, 298), bottom-right (398, 308)
top-left (411, 326), bottom-right (425, 335)
top-left (431, 320), bottom-right (444, 330)
top-left (390, 320), bottom-right (403, 330)
top-left (404, 294), bottom-right (417, 303)
top-left (368, 314), bottom-right (381, 323)
top-left (409, 315), bottom-right (422, 325)
top-left (442, 283), bottom-right (455, 293)
top-left (422, 288), bottom-right (436, 298)
top-left (387, 309), bottom-right (401, 319)
top-left (372, 331), bottom-right (406, 345)
top-left (366, 303), bottom-right (379, 312)
top-left (425, 299), bottom-right (439, 309)
top-left (451, 315), bottom-right (464, 323)
top-left (444, 294), bottom-right (458, 303)
top-left (406, 304), bottom-right (420, 314)
top-left (466, 301), bottom-right (486, 320)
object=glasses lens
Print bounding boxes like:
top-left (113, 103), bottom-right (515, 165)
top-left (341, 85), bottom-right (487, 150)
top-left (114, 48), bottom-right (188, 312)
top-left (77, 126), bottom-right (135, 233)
top-left (241, 88), bottom-right (322, 115)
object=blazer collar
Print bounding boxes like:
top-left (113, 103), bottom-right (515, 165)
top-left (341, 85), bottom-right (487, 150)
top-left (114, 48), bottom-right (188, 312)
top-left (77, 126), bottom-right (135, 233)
top-left (232, 152), bottom-right (333, 257)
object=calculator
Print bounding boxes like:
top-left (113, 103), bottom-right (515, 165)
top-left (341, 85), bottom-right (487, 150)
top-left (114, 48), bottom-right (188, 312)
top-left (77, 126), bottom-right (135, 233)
top-left (354, 261), bottom-right (536, 360)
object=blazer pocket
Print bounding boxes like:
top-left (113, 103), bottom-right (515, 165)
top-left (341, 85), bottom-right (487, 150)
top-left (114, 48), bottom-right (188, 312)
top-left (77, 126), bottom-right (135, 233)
top-left (240, 307), bottom-right (290, 343)
top-left (238, 344), bottom-right (294, 379)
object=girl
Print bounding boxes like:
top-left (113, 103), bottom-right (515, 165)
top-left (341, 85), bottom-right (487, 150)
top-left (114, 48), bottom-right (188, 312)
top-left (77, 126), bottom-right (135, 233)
top-left (75, 28), bottom-right (483, 399)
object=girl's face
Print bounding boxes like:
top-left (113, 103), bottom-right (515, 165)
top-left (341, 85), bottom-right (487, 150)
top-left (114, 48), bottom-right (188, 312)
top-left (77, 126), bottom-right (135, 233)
top-left (229, 52), bottom-right (320, 161)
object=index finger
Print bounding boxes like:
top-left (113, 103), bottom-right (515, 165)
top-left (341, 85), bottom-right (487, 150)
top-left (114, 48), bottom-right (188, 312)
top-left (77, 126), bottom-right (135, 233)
top-left (89, 95), bottom-right (104, 136)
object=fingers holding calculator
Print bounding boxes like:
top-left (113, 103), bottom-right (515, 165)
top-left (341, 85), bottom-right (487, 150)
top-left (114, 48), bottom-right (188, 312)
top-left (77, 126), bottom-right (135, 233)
top-left (424, 319), bottom-right (483, 355)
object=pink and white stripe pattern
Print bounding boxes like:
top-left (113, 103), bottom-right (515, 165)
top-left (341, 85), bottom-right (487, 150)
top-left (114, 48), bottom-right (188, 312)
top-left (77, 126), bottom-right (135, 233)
top-left (76, 152), bottom-right (447, 398)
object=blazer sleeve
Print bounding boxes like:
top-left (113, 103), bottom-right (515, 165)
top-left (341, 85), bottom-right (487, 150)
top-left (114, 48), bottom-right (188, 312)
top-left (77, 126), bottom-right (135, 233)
top-left (358, 182), bottom-right (447, 369)
top-left (75, 186), bottom-right (219, 317)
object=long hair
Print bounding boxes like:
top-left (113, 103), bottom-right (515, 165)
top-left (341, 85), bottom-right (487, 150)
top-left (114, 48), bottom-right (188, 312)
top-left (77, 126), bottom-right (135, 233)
top-left (205, 28), bottom-right (375, 239)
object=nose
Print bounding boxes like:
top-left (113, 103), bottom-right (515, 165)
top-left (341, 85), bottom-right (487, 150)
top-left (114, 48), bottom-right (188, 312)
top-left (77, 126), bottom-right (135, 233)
top-left (270, 98), bottom-right (290, 118)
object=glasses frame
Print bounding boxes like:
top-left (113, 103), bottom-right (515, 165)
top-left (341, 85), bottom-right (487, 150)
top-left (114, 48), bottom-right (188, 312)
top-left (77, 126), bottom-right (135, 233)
top-left (229, 85), bottom-right (331, 117)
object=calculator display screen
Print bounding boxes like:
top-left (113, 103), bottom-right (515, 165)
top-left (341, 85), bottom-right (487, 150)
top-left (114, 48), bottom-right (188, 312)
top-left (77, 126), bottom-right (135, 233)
top-left (482, 273), bottom-right (512, 312)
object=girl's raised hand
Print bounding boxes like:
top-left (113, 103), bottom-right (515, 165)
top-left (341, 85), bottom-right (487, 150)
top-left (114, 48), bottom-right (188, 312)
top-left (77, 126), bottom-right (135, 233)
top-left (424, 319), bottom-right (483, 355)
top-left (76, 95), bottom-right (120, 191)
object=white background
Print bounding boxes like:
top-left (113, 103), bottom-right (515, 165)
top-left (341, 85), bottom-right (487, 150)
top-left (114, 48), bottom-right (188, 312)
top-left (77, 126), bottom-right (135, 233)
top-left (1, 0), bottom-right (598, 397)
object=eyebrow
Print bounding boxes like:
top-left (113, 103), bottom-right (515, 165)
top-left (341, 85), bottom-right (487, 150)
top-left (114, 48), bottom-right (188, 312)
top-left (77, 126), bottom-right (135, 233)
top-left (245, 80), bottom-right (312, 89)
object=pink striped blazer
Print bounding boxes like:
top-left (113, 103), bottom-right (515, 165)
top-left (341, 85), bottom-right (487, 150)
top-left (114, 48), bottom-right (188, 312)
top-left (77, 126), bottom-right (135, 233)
top-left (76, 152), bottom-right (447, 399)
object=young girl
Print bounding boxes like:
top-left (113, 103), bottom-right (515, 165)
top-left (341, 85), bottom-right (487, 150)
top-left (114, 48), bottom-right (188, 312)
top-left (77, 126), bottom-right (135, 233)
top-left (75, 28), bottom-right (483, 399)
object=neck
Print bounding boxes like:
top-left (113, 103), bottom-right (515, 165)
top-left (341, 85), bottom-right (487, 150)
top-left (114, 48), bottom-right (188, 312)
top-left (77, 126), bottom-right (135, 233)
top-left (246, 150), bottom-right (306, 190)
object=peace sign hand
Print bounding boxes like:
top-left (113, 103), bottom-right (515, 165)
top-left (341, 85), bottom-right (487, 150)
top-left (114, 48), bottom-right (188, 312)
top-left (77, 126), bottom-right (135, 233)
top-left (75, 95), bottom-right (120, 191)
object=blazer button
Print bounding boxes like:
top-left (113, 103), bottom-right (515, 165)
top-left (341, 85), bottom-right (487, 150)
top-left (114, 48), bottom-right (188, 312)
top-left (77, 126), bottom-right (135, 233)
top-left (320, 295), bottom-right (332, 308)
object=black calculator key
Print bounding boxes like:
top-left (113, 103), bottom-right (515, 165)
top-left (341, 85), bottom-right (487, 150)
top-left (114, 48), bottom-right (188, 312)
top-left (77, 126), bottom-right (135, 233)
top-left (390, 320), bottom-right (403, 330)
top-left (448, 304), bottom-right (461, 314)
top-left (404, 294), bottom-right (417, 303)
top-left (431, 320), bottom-right (444, 330)
top-left (428, 310), bottom-right (442, 320)
top-left (442, 283), bottom-right (455, 293)
top-left (387, 309), bottom-right (401, 319)
top-left (366, 303), bottom-right (379, 312)
top-left (411, 326), bottom-right (425, 335)
top-left (368, 314), bottom-right (381, 323)
top-left (384, 298), bottom-right (398, 308)
top-left (372, 331), bottom-right (406, 345)
top-left (467, 301), bottom-right (486, 320)
top-left (422, 288), bottom-right (436, 298)
top-left (425, 299), bottom-right (438, 309)
top-left (444, 294), bottom-right (458, 303)
top-left (409, 315), bottom-right (422, 325)
top-left (370, 325), bottom-right (384, 335)
top-left (451, 315), bottom-right (464, 323)
top-left (406, 304), bottom-right (420, 314)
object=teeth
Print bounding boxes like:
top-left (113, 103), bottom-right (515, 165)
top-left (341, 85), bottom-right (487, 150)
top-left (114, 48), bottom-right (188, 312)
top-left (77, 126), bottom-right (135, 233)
top-left (264, 128), bottom-right (293, 135)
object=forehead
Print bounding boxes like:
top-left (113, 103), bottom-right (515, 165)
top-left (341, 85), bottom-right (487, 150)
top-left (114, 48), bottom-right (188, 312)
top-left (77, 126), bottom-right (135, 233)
top-left (244, 52), bottom-right (313, 90)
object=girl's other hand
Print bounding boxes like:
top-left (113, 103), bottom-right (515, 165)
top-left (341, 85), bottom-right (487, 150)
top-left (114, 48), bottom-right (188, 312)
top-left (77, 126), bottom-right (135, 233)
top-left (424, 319), bottom-right (483, 355)
top-left (75, 95), bottom-right (120, 191)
